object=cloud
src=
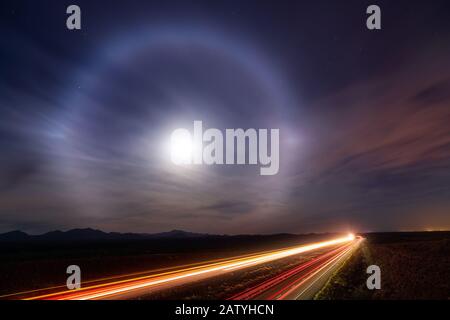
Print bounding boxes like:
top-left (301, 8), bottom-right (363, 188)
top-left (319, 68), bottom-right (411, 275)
top-left (199, 200), bottom-right (255, 216)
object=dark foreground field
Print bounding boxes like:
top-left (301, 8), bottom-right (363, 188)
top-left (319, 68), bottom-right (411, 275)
top-left (316, 231), bottom-right (450, 300)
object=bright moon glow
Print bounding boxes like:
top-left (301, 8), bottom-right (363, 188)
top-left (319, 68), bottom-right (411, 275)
top-left (170, 129), bottom-right (193, 165)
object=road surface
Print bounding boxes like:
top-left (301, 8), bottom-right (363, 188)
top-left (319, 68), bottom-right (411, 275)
top-left (9, 234), bottom-right (357, 300)
top-left (230, 237), bottom-right (362, 300)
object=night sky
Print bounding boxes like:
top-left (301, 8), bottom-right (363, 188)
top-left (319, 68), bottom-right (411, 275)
top-left (0, 0), bottom-right (449, 234)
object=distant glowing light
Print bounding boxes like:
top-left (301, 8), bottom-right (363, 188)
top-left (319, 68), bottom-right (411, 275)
top-left (170, 129), bottom-right (193, 165)
top-left (348, 233), bottom-right (355, 241)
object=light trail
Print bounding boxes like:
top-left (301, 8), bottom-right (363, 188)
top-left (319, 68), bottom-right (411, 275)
top-left (268, 243), bottom-right (355, 300)
top-left (228, 243), bottom-right (352, 300)
top-left (24, 234), bottom-right (355, 300)
top-left (229, 237), bottom-right (362, 300)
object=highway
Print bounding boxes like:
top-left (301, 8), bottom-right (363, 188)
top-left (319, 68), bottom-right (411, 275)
top-left (15, 234), bottom-right (357, 300)
top-left (230, 237), bottom-right (362, 300)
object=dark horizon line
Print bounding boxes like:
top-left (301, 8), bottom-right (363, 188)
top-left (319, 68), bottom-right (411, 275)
top-left (1, 227), bottom-right (449, 238)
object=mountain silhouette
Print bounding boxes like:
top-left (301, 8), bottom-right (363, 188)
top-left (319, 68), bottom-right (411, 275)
top-left (0, 228), bottom-right (210, 242)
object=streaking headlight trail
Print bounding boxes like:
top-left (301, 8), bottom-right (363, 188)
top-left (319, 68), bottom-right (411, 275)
top-left (23, 234), bottom-right (355, 300)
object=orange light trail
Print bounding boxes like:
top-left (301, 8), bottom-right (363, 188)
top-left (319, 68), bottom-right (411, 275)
top-left (228, 242), bottom-right (353, 300)
top-left (24, 234), bottom-right (355, 300)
